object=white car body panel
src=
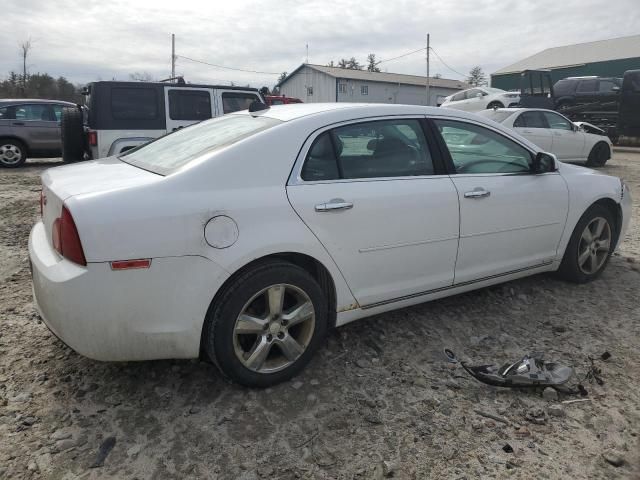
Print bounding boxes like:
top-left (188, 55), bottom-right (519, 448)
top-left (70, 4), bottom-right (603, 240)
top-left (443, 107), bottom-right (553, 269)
top-left (440, 87), bottom-right (520, 112)
top-left (29, 103), bottom-right (631, 361)
top-left (478, 108), bottom-right (612, 163)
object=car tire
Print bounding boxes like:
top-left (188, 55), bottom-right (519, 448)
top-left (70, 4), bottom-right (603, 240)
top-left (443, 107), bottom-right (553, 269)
top-left (61, 107), bottom-right (86, 163)
top-left (586, 142), bottom-right (610, 168)
top-left (487, 101), bottom-right (504, 109)
top-left (556, 101), bottom-right (573, 112)
top-left (203, 260), bottom-right (328, 388)
top-left (557, 204), bottom-right (615, 283)
top-left (0, 138), bottom-right (27, 168)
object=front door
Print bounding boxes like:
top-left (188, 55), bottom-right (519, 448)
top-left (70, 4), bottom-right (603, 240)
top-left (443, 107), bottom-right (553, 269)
top-left (433, 118), bottom-right (568, 283)
top-left (164, 87), bottom-right (214, 133)
top-left (287, 117), bottom-right (459, 307)
top-left (512, 110), bottom-right (553, 151)
top-left (542, 111), bottom-right (585, 161)
top-left (14, 103), bottom-right (60, 151)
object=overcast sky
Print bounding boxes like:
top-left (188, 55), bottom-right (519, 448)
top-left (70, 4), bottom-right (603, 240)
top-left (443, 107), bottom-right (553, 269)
top-left (1, 0), bottom-right (639, 88)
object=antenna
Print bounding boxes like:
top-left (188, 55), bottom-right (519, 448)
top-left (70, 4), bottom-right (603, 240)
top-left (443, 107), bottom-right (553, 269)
top-left (171, 34), bottom-right (176, 82)
top-left (426, 33), bottom-right (430, 106)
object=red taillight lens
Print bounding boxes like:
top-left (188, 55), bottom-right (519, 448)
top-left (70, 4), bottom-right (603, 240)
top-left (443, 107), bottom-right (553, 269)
top-left (51, 206), bottom-right (86, 266)
top-left (87, 131), bottom-right (97, 146)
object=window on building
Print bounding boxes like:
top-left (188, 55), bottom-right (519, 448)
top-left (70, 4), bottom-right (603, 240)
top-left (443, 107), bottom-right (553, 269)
top-left (361, 85), bottom-right (368, 96)
top-left (306, 86), bottom-right (313, 96)
top-left (168, 90), bottom-right (212, 120)
top-left (338, 83), bottom-right (347, 94)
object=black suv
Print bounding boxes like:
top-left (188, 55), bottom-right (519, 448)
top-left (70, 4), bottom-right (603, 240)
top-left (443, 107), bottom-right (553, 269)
top-left (553, 76), bottom-right (622, 110)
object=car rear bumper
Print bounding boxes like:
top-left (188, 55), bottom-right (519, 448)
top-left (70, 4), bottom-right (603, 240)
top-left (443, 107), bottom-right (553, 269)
top-left (29, 221), bottom-right (230, 361)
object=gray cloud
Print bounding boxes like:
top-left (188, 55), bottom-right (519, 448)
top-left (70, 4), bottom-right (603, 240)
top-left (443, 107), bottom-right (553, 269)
top-left (1, 0), bottom-right (638, 88)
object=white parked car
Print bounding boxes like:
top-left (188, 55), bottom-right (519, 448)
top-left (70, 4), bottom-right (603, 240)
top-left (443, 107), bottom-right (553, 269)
top-left (440, 87), bottom-right (520, 112)
top-left (478, 108), bottom-right (613, 167)
top-left (29, 103), bottom-right (631, 387)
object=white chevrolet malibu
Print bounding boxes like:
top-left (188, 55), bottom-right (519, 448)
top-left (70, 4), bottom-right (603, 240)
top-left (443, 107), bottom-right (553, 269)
top-left (29, 103), bottom-right (631, 387)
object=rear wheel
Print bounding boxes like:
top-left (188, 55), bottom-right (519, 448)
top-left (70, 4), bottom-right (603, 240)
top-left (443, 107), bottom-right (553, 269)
top-left (557, 204), bottom-right (615, 283)
top-left (203, 260), bottom-right (328, 387)
top-left (61, 107), bottom-right (86, 163)
top-left (487, 101), bottom-right (504, 109)
top-left (586, 142), bottom-right (610, 168)
top-left (0, 139), bottom-right (27, 168)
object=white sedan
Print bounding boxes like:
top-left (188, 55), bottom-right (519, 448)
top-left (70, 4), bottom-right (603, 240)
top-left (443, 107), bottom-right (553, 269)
top-left (478, 108), bottom-right (613, 167)
top-left (29, 103), bottom-right (631, 387)
top-left (440, 87), bottom-right (520, 112)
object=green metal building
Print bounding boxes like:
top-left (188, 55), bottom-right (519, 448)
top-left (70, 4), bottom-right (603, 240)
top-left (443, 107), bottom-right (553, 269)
top-left (491, 35), bottom-right (640, 90)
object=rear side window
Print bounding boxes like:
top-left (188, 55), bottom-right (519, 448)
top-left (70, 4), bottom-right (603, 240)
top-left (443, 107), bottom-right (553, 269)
top-left (301, 119), bottom-right (434, 181)
top-left (168, 90), bottom-right (212, 120)
top-left (514, 111), bottom-right (548, 128)
top-left (451, 91), bottom-right (466, 101)
top-left (112, 87), bottom-right (158, 120)
top-left (222, 92), bottom-right (259, 114)
top-left (576, 80), bottom-right (597, 93)
top-left (14, 104), bottom-right (56, 121)
top-left (120, 114), bottom-right (281, 175)
top-left (553, 80), bottom-right (574, 96)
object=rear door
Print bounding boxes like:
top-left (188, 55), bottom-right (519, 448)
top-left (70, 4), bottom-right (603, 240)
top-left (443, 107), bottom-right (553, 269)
top-left (14, 103), bottom-right (60, 152)
top-left (512, 110), bottom-right (553, 151)
top-left (214, 90), bottom-right (261, 115)
top-left (542, 111), bottom-right (585, 160)
top-left (164, 87), bottom-right (214, 132)
top-left (287, 117), bottom-right (459, 307)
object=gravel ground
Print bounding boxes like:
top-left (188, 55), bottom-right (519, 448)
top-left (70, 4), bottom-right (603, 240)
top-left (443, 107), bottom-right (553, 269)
top-left (1, 154), bottom-right (639, 480)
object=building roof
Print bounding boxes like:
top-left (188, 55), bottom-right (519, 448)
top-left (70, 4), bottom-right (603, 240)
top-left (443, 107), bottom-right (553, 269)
top-left (493, 34), bottom-right (640, 75)
top-left (278, 64), bottom-right (468, 89)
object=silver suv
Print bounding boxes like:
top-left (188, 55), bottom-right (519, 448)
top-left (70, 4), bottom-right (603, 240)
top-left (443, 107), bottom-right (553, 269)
top-left (0, 99), bottom-right (76, 167)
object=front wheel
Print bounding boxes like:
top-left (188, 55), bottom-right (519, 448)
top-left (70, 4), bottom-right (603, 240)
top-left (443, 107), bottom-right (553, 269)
top-left (0, 139), bottom-right (27, 168)
top-left (203, 260), bottom-right (328, 387)
top-left (586, 142), bottom-right (610, 168)
top-left (557, 205), bottom-right (615, 283)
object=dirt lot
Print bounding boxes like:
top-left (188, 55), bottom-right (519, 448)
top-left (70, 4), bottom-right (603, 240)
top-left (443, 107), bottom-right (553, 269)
top-left (1, 154), bottom-right (639, 480)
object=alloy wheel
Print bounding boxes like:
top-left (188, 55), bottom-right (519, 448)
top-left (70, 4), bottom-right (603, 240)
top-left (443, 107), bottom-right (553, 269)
top-left (0, 144), bottom-right (23, 166)
top-left (577, 217), bottom-right (611, 275)
top-left (233, 284), bottom-right (315, 374)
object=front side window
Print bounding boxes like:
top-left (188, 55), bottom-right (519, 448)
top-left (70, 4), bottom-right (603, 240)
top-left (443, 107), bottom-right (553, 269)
top-left (361, 85), bottom-right (368, 95)
top-left (434, 119), bottom-right (532, 174)
top-left (513, 111), bottom-right (548, 129)
top-left (301, 119), bottom-right (434, 181)
top-left (221, 92), bottom-right (259, 114)
top-left (168, 90), bottom-right (212, 120)
top-left (112, 87), bottom-right (158, 120)
top-left (542, 112), bottom-right (573, 131)
top-left (120, 114), bottom-right (281, 175)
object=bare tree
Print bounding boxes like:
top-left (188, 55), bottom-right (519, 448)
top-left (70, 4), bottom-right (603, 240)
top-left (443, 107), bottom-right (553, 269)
top-left (129, 71), bottom-right (154, 82)
top-left (20, 38), bottom-right (32, 94)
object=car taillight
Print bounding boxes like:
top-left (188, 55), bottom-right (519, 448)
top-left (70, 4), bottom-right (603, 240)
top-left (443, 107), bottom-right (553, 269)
top-left (39, 189), bottom-right (44, 216)
top-left (52, 205), bottom-right (86, 266)
top-left (87, 130), bottom-right (97, 146)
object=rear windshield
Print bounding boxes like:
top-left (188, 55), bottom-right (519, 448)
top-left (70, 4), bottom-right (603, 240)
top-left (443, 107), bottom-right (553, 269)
top-left (477, 110), bottom-right (514, 123)
top-left (120, 114), bottom-right (281, 175)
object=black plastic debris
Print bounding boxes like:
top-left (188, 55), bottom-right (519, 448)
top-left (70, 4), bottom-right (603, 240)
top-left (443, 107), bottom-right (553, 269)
top-left (90, 436), bottom-right (116, 468)
top-left (502, 443), bottom-right (514, 453)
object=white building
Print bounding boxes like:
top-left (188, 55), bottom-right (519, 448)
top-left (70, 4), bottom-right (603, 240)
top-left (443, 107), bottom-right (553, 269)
top-left (277, 64), bottom-right (468, 106)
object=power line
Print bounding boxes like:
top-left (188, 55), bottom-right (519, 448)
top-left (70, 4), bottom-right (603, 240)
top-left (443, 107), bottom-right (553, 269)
top-left (176, 55), bottom-right (281, 75)
top-left (428, 47), bottom-right (466, 78)
top-left (376, 47), bottom-right (426, 65)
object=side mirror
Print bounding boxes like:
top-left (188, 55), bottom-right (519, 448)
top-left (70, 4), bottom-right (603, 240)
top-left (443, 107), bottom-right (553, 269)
top-left (532, 152), bottom-right (557, 173)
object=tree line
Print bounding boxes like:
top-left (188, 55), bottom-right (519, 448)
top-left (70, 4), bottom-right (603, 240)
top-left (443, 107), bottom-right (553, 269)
top-left (0, 71), bottom-right (83, 103)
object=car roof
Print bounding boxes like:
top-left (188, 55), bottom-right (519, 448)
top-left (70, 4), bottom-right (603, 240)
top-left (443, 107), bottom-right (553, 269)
top-left (0, 98), bottom-right (76, 106)
top-left (233, 102), bottom-right (493, 123)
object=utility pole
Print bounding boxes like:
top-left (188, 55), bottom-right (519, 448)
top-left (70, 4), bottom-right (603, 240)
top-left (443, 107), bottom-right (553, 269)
top-left (171, 34), bottom-right (176, 82)
top-left (426, 33), bottom-right (430, 106)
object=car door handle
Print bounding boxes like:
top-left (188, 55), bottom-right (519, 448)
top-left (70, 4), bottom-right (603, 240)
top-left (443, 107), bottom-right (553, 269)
top-left (12, 122), bottom-right (24, 126)
top-left (315, 199), bottom-right (353, 212)
top-left (464, 188), bottom-right (491, 199)
top-left (521, 129), bottom-right (533, 134)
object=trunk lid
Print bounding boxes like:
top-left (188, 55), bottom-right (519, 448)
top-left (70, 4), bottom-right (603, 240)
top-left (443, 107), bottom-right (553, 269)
top-left (41, 157), bottom-right (160, 248)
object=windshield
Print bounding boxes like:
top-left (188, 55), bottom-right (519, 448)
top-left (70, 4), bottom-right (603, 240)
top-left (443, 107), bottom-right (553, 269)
top-left (120, 114), bottom-right (281, 175)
